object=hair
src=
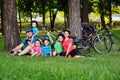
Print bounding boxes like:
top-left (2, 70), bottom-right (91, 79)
top-left (31, 21), bottom-right (38, 27)
top-left (56, 34), bottom-right (65, 40)
top-left (64, 29), bottom-right (71, 34)
top-left (42, 38), bottom-right (50, 43)
top-left (35, 39), bottom-right (42, 45)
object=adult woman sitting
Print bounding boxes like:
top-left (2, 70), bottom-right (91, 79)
top-left (62, 29), bottom-right (81, 58)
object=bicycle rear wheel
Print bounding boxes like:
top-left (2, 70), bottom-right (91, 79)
top-left (110, 34), bottom-right (120, 51)
top-left (93, 35), bottom-right (112, 53)
top-left (76, 39), bottom-right (91, 56)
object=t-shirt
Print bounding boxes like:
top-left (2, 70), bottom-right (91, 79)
top-left (62, 38), bottom-right (75, 53)
top-left (32, 27), bottom-right (39, 35)
top-left (22, 37), bottom-right (38, 47)
top-left (42, 46), bottom-right (52, 55)
top-left (54, 41), bottom-right (63, 53)
top-left (32, 46), bottom-right (42, 53)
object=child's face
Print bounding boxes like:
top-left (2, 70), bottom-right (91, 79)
top-left (32, 22), bottom-right (37, 27)
top-left (35, 41), bottom-right (41, 47)
top-left (58, 36), bottom-right (64, 42)
top-left (44, 40), bottom-right (49, 46)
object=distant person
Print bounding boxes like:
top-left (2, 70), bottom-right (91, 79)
top-left (42, 39), bottom-right (52, 56)
top-left (31, 21), bottom-right (39, 38)
top-left (31, 39), bottom-right (42, 56)
top-left (10, 28), bottom-right (38, 56)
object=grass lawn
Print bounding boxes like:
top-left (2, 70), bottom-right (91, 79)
top-left (0, 29), bottom-right (120, 80)
top-left (0, 51), bottom-right (120, 80)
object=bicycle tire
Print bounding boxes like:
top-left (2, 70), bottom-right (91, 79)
top-left (110, 34), bottom-right (120, 51)
top-left (93, 35), bottom-right (112, 53)
top-left (76, 39), bottom-right (91, 56)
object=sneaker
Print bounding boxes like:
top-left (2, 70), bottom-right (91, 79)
top-left (10, 53), bottom-right (18, 56)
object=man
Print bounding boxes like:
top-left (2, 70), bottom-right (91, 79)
top-left (11, 28), bottom-right (38, 56)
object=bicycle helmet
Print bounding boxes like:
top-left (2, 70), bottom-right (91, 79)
top-left (26, 28), bottom-right (33, 33)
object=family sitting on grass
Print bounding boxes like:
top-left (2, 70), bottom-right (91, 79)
top-left (10, 21), bottom-right (83, 58)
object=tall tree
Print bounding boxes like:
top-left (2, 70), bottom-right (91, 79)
top-left (68, 0), bottom-right (82, 38)
top-left (1, 0), bottom-right (20, 51)
top-left (98, 0), bottom-right (105, 28)
top-left (81, 0), bottom-right (89, 23)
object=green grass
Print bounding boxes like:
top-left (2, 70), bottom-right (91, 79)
top-left (0, 29), bottom-right (120, 80)
top-left (0, 51), bottom-right (120, 80)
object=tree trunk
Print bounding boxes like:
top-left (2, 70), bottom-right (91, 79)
top-left (68, 0), bottom-right (82, 39)
top-left (50, 10), bottom-right (58, 31)
top-left (18, 10), bottom-right (22, 33)
top-left (81, 0), bottom-right (89, 23)
top-left (1, 0), bottom-right (20, 51)
top-left (99, 0), bottom-right (105, 28)
top-left (42, 0), bottom-right (45, 26)
top-left (108, 0), bottom-right (112, 28)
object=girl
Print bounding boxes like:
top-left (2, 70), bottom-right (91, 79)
top-left (31, 21), bottom-right (39, 38)
top-left (31, 39), bottom-right (42, 56)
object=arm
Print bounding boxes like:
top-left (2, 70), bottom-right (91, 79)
top-left (66, 43), bottom-right (72, 56)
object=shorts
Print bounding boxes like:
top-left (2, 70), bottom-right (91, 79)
top-left (68, 49), bottom-right (78, 57)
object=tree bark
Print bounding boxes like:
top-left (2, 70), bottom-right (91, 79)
top-left (108, 0), bottom-right (112, 28)
top-left (42, 0), bottom-right (45, 26)
top-left (1, 0), bottom-right (20, 51)
top-left (81, 0), bottom-right (89, 23)
top-left (99, 0), bottom-right (105, 28)
top-left (68, 0), bottom-right (82, 38)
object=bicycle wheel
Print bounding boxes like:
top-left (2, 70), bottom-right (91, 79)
top-left (110, 34), bottom-right (120, 51)
top-left (93, 35), bottom-right (112, 53)
top-left (76, 39), bottom-right (91, 56)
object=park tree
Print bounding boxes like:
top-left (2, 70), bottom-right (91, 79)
top-left (1, 0), bottom-right (20, 51)
top-left (81, 0), bottom-right (89, 23)
top-left (68, 0), bottom-right (82, 38)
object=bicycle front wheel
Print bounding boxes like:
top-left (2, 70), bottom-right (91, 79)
top-left (93, 35), bottom-right (112, 53)
top-left (110, 34), bottom-right (120, 51)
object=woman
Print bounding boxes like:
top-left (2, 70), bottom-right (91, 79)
top-left (62, 29), bottom-right (81, 58)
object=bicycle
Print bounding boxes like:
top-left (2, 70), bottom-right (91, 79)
top-left (98, 24), bottom-right (120, 51)
top-left (73, 23), bottom-right (112, 54)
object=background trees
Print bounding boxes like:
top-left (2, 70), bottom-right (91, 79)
top-left (0, 0), bottom-right (120, 51)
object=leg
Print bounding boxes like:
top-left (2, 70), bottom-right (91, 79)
top-left (18, 46), bottom-right (32, 56)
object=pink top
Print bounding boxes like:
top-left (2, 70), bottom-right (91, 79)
top-left (62, 38), bottom-right (75, 53)
top-left (32, 46), bottom-right (42, 53)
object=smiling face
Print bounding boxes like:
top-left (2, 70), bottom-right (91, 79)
top-left (43, 40), bottom-right (49, 46)
top-left (26, 32), bottom-right (33, 38)
top-left (58, 36), bottom-right (64, 42)
top-left (32, 22), bottom-right (37, 27)
top-left (35, 41), bottom-right (41, 47)
top-left (64, 31), bottom-right (70, 38)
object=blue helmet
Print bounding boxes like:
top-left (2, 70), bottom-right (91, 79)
top-left (26, 28), bottom-right (33, 33)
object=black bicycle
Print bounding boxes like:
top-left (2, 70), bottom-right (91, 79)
top-left (99, 26), bottom-right (120, 51)
top-left (72, 23), bottom-right (112, 54)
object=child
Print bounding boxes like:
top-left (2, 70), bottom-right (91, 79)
top-left (31, 39), bottom-right (42, 56)
top-left (42, 39), bottom-right (52, 56)
top-left (31, 21), bottom-right (39, 38)
top-left (52, 34), bottom-right (64, 56)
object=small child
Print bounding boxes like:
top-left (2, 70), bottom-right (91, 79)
top-left (31, 39), bottom-right (42, 56)
top-left (52, 34), bottom-right (64, 56)
top-left (42, 39), bottom-right (52, 56)
top-left (31, 21), bottom-right (39, 38)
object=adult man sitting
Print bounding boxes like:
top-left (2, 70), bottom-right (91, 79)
top-left (11, 28), bottom-right (38, 56)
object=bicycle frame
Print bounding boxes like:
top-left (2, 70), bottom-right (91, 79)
top-left (46, 32), bottom-right (56, 44)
